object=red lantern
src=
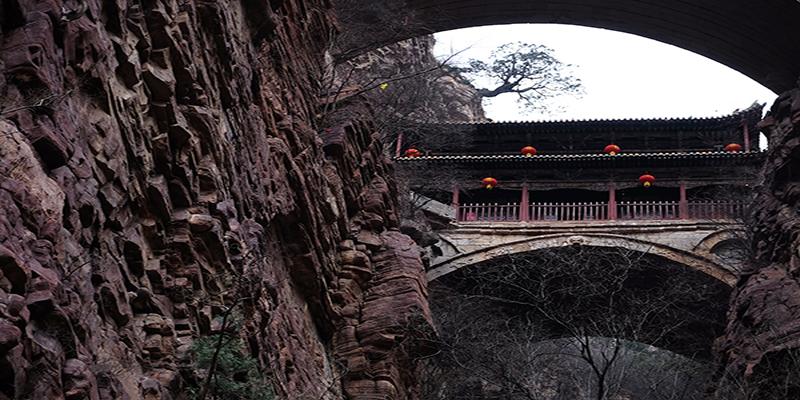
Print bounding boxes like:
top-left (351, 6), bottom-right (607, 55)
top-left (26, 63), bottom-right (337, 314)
top-left (482, 177), bottom-right (498, 190)
top-left (604, 144), bottom-right (621, 155)
top-left (521, 146), bottom-right (537, 157)
top-left (639, 174), bottom-right (655, 188)
top-left (724, 143), bottom-right (742, 153)
top-left (404, 148), bottom-right (421, 158)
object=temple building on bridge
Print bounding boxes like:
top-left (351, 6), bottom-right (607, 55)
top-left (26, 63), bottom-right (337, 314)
top-left (397, 104), bottom-right (765, 223)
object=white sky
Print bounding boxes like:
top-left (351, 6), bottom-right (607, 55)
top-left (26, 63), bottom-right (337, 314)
top-left (433, 24), bottom-right (777, 122)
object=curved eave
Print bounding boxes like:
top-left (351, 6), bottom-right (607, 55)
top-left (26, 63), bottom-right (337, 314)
top-left (396, 150), bottom-right (767, 166)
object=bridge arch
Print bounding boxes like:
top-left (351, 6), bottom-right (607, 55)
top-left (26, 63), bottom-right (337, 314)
top-left (427, 233), bottom-right (736, 285)
top-left (354, 1), bottom-right (800, 92)
top-left (693, 228), bottom-right (744, 255)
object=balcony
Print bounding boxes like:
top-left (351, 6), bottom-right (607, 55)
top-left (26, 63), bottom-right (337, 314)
top-left (456, 200), bottom-right (746, 222)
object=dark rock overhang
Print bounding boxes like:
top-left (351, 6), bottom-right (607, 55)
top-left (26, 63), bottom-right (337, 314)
top-left (403, 0), bottom-right (799, 93)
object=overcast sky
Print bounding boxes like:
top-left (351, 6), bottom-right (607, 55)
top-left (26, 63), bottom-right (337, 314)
top-left (433, 24), bottom-right (777, 122)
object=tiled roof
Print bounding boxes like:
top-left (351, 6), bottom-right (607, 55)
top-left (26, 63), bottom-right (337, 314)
top-left (417, 103), bottom-right (765, 133)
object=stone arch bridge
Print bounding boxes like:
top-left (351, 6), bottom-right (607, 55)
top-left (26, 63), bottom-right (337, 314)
top-left (427, 219), bottom-right (742, 285)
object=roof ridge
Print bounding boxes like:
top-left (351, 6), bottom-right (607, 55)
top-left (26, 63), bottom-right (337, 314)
top-left (426, 103), bottom-right (765, 126)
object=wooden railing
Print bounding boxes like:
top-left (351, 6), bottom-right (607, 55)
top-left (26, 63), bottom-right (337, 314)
top-left (688, 201), bottom-right (746, 220)
top-left (529, 202), bottom-right (608, 221)
top-left (459, 203), bottom-right (520, 222)
top-left (618, 201), bottom-right (680, 220)
top-left (456, 201), bottom-right (745, 222)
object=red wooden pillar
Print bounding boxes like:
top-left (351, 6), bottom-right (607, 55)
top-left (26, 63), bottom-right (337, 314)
top-left (395, 132), bottom-right (404, 158)
top-left (451, 184), bottom-right (460, 220)
top-left (608, 183), bottom-right (617, 220)
top-left (742, 120), bottom-right (751, 152)
top-left (679, 183), bottom-right (689, 219)
top-left (520, 182), bottom-right (530, 221)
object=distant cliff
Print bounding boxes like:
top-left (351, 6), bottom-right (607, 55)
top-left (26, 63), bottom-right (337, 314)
top-left (340, 35), bottom-right (486, 125)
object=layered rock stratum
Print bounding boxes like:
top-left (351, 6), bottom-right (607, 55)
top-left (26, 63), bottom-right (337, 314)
top-left (0, 1), bottom-right (432, 398)
top-left (715, 82), bottom-right (800, 397)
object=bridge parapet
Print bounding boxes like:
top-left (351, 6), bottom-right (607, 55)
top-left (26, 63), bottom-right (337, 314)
top-left (456, 200), bottom-right (745, 223)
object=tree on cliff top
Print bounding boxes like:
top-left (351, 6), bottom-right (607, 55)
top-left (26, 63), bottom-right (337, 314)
top-left (455, 42), bottom-right (583, 112)
top-left (328, 1), bottom-right (582, 114)
top-left (319, 40), bottom-right (582, 132)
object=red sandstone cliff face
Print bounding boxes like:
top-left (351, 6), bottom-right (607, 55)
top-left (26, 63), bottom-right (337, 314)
top-left (0, 1), bottom-right (431, 399)
top-left (715, 84), bottom-right (800, 396)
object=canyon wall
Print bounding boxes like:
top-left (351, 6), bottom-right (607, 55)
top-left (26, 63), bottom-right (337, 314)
top-left (0, 1), bottom-right (432, 399)
top-left (344, 35), bottom-right (485, 124)
top-left (5, 0), bottom-right (799, 398)
top-left (715, 83), bottom-right (800, 397)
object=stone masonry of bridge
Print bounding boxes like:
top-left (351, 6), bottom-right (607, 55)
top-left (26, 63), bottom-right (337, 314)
top-left (427, 219), bottom-right (741, 286)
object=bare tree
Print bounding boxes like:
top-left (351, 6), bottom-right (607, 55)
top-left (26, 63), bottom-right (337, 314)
top-left (319, 13), bottom-right (584, 148)
top-left (317, 36), bottom-right (481, 152)
top-left (456, 42), bottom-right (583, 112)
top-left (329, 0), bottom-right (430, 63)
top-left (421, 245), bottom-right (730, 399)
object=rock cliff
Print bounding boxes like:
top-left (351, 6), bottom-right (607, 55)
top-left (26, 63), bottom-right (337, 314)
top-left (336, 35), bottom-right (485, 127)
top-left (715, 83), bottom-right (800, 396)
top-left (346, 35), bottom-right (485, 123)
top-left (0, 1), bottom-right (431, 399)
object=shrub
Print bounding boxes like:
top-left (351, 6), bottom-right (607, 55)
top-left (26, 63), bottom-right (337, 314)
top-left (188, 336), bottom-right (274, 400)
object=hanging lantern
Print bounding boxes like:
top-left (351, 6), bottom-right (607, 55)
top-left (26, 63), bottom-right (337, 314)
top-left (482, 177), bottom-right (498, 190)
top-left (604, 144), bottom-right (621, 155)
top-left (404, 148), bottom-right (421, 158)
top-left (520, 146), bottom-right (538, 157)
top-left (639, 174), bottom-right (655, 188)
top-left (724, 143), bottom-right (742, 153)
